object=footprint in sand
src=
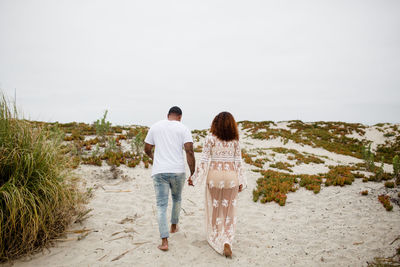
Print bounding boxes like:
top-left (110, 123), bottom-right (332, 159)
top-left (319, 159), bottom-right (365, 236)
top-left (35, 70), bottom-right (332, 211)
top-left (191, 240), bottom-right (208, 248)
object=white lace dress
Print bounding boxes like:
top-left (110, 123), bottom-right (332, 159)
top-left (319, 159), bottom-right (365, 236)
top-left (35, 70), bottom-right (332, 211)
top-left (192, 133), bottom-right (247, 255)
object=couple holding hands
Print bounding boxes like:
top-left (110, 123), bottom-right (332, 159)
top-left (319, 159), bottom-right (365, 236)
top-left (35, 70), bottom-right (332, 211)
top-left (144, 106), bottom-right (247, 258)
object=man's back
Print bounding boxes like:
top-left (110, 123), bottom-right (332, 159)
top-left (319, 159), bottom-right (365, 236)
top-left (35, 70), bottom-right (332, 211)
top-left (145, 119), bottom-right (193, 176)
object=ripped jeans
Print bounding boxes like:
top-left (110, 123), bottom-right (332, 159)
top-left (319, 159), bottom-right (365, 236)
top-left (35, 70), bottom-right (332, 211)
top-left (152, 173), bottom-right (186, 239)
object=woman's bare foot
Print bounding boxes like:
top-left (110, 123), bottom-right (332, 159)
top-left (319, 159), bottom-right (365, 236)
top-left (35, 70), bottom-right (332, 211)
top-left (224, 243), bottom-right (232, 258)
top-left (170, 224), bottom-right (179, 233)
top-left (158, 238), bottom-right (168, 251)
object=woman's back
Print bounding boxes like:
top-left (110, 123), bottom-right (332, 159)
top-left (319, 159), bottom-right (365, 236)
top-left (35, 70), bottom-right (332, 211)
top-left (203, 134), bottom-right (241, 173)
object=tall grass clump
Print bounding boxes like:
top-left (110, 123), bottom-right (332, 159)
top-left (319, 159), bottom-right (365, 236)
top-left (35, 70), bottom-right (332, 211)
top-left (0, 94), bottom-right (82, 262)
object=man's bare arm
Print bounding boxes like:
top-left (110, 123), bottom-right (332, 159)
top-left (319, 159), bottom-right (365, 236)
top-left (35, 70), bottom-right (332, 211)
top-left (144, 143), bottom-right (154, 160)
top-left (184, 142), bottom-right (195, 176)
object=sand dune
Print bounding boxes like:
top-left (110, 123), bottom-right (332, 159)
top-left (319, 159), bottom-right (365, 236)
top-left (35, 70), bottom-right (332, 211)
top-left (3, 122), bottom-right (400, 267)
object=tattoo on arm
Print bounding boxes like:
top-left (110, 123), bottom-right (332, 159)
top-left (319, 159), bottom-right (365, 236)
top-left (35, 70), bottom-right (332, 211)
top-left (184, 142), bottom-right (195, 176)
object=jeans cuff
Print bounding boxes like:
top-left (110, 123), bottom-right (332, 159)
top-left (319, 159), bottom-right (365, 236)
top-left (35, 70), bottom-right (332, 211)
top-left (161, 233), bottom-right (169, 239)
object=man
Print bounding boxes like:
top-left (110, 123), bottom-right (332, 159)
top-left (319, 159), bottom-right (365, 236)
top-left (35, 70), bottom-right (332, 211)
top-left (144, 106), bottom-right (195, 251)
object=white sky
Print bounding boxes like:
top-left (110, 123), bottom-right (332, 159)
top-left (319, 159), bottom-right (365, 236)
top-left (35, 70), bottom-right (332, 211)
top-left (1, 0), bottom-right (399, 130)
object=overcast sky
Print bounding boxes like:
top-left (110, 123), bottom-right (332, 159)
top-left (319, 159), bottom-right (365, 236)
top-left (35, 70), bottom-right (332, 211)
top-left (0, 0), bottom-right (399, 130)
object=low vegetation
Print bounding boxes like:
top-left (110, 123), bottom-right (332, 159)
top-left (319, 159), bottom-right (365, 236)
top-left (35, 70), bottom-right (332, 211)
top-left (253, 170), bottom-right (325, 205)
top-left (271, 147), bottom-right (325, 165)
top-left (57, 112), bottom-right (151, 170)
top-left (239, 120), bottom-right (369, 159)
top-left (269, 161), bottom-right (294, 172)
top-left (324, 165), bottom-right (355, 186)
top-left (378, 195), bottom-right (393, 211)
top-left (252, 170), bottom-right (297, 206)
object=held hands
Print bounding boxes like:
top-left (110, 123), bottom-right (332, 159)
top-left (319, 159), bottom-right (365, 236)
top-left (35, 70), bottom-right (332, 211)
top-left (187, 176), bottom-right (194, 186)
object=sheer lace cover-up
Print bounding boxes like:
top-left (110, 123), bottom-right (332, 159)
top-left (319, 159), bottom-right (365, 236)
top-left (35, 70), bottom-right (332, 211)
top-left (192, 134), bottom-right (247, 255)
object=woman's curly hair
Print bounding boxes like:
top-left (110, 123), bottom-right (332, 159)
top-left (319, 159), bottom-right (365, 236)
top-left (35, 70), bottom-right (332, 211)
top-left (210, 112), bottom-right (239, 141)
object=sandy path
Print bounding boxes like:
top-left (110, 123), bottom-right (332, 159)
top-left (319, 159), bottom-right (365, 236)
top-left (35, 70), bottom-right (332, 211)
top-left (3, 158), bottom-right (399, 267)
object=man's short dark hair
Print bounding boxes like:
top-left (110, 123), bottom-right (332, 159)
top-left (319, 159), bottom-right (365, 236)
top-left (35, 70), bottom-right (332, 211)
top-left (168, 106), bottom-right (182, 116)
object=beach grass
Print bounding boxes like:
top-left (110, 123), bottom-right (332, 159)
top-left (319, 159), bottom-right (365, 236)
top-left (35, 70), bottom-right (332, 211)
top-left (0, 94), bottom-right (83, 262)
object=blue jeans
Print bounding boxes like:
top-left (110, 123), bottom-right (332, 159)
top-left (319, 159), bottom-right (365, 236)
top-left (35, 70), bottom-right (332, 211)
top-left (152, 173), bottom-right (186, 239)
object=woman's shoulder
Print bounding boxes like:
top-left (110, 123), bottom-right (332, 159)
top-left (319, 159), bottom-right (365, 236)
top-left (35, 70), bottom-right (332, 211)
top-left (208, 133), bottom-right (239, 145)
top-left (205, 132), bottom-right (215, 142)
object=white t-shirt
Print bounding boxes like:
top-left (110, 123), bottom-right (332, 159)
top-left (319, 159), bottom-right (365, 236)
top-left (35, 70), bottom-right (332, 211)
top-left (145, 119), bottom-right (193, 176)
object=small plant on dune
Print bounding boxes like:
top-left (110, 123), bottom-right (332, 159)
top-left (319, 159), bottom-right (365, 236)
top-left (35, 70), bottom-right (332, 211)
top-left (142, 154), bottom-right (152, 168)
top-left (371, 156), bottom-right (390, 182)
top-left (361, 190), bottom-right (368, 195)
top-left (81, 155), bottom-right (102, 166)
top-left (353, 172), bottom-right (366, 179)
top-left (93, 110), bottom-right (111, 143)
top-left (378, 194), bottom-right (393, 211)
top-left (324, 165), bottom-right (355, 186)
top-left (375, 131), bottom-right (400, 165)
top-left (104, 139), bottom-right (123, 167)
top-left (105, 137), bottom-right (118, 154)
top-left (393, 155), bottom-right (400, 185)
top-left (93, 143), bottom-right (101, 157)
top-left (82, 137), bottom-right (99, 147)
top-left (384, 181), bottom-right (395, 188)
top-left (191, 129), bottom-right (208, 138)
top-left (269, 161), bottom-right (294, 172)
top-left (0, 94), bottom-right (83, 261)
top-left (115, 134), bottom-right (127, 142)
top-left (127, 156), bottom-right (141, 168)
top-left (378, 156), bottom-right (385, 181)
top-left (271, 147), bottom-right (325, 165)
top-left (113, 126), bottom-right (123, 134)
top-left (241, 149), bottom-right (264, 168)
top-left (362, 144), bottom-right (375, 172)
top-left (299, 174), bottom-right (323, 194)
top-left (131, 130), bottom-right (145, 156)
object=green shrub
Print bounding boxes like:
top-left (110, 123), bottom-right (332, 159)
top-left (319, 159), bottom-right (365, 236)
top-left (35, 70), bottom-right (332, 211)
top-left (378, 195), bottom-right (393, 211)
top-left (325, 166), bottom-right (355, 186)
top-left (269, 161), bottom-right (294, 172)
top-left (384, 181), bottom-right (395, 188)
top-left (299, 174), bottom-right (323, 193)
top-left (394, 155), bottom-right (400, 185)
top-left (132, 129), bottom-right (145, 156)
top-left (373, 156), bottom-right (385, 182)
top-left (362, 144), bottom-right (375, 172)
top-left (93, 110), bottom-right (111, 143)
top-left (0, 94), bottom-right (82, 261)
top-left (393, 155), bottom-right (400, 176)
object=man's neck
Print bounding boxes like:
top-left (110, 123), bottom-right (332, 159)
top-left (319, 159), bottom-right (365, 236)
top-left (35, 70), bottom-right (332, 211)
top-left (167, 116), bottom-right (181, 122)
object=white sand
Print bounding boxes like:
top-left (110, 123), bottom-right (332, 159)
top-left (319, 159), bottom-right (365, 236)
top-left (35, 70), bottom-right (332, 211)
top-left (3, 124), bottom-right (400, 267)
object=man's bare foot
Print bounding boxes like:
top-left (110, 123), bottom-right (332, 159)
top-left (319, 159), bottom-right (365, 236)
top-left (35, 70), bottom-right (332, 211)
top-left (158, 238), bottom-right (168, 251)
top-left (224, 243), bottom-right (232, 258)
top-left (170, 224), bottom-right (179, 233)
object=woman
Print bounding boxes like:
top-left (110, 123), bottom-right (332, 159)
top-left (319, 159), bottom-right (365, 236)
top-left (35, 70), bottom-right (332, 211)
top-left (188, 112), bottom-right (247, 258)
